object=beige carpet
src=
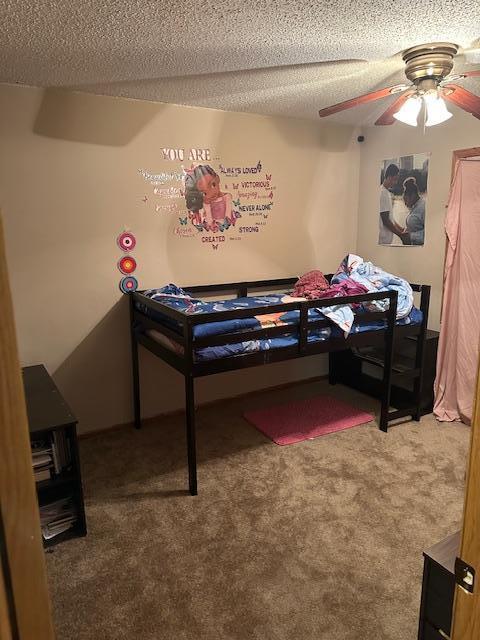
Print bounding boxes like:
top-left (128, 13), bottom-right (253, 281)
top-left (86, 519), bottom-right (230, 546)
top-left (46, 381), bottom-right (470, 640)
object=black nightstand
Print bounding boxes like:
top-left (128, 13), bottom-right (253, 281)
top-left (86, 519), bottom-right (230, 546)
top-left (418, 531), bottom-right (459, 639)
top-left (23, 364), bottom-right (87, 547)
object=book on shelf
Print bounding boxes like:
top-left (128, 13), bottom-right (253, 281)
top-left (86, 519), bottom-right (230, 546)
top-left (34, 468), bottom-right (52, 482)
top-left (32, 445), bottom-right (53, 482)
top-left (31, 431), bottom-right (71, 481)
top-left (32, 452), bottom-right (52, 467)
top-left (52, 429), bottom-right (71, 473)
top-left (40, 497), bottom-right (77, 541)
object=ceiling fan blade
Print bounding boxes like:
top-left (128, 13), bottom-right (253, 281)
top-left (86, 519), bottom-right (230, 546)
top-left (442, 69), bottom-right (480, 83)
top-left (375, 90), bottom-right (416, 125)
top-left (443, 84), bottom-right (480, 119)
top-left (318, 84), bottom-right (409, 118)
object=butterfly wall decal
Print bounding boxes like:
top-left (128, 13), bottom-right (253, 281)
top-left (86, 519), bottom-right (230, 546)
top-left (179, 217), bottom-right (188, 225)
top-left (218, 219), bottom-right (231, 232)
top-left (233, 198), bottom-right (240, 207)
top-left (212, 244), bottom-right (219, 250)
top-left (266, 174), bottom-right (271, 181)
top-left (194, 223), bottom-right (205, 232)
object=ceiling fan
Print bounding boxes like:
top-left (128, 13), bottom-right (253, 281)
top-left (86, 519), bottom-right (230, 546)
top-left (318, 42), bottom-right (480, 127)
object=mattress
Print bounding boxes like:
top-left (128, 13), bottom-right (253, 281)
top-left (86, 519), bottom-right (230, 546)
top-left (138, 289), bottom-right (423, 362)
top-left (137, 291), bottom-right (326, 337)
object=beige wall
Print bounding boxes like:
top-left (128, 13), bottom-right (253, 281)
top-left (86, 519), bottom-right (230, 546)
top-left (357, 108), bottom-right (480, 330)
top-left (0, 84), bottom-right (360, 434)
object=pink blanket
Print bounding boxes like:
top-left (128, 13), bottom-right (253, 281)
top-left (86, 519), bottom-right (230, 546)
top-left (292, 270), bottom-right (329, 299)
top-left (293, 270), bottom-right (367, 301)
top-left (315, 279), bottom-right (368, 302)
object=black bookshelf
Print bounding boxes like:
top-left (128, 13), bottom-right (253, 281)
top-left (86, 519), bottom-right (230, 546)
top-left (22, 365), bottom-right (87, 547)
top-left (418, 531), bottom-right (459, 639)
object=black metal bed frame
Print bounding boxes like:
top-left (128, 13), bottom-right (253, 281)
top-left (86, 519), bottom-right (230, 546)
top-left (130, 277), bottom-right (431, 496)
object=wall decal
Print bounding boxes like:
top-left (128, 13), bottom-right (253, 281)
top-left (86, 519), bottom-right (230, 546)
top-left (153, 186), bottom-right (183, 198)
top-left (219, 161), bottom-right (262, 176)
top-left (138, 151), bottom-right (277, 250)
top-left (119, 276), bottom-right (138, 293)
top-left (138, 169), bottom-right (185, 185)
top-left (160, 148), bottom-right (211, 162)
top-left (379, 153), bottom-right (429, 247)
top-left (117, 231), bottom-right (137, 252)
top-left (174, 226), bottom-right (195, 237)
top-left (117, 229), bottom-right (138, 293)
top-left (155, 203), bottom-right (181, 214)
top-left (118, 255), bottom-right (137, 275)
top-left (183, 164), bottom-right (240, 235)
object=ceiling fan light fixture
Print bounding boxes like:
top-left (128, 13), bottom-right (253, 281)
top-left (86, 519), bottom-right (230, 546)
top-left (393, 95), bottom-right (421, 126)
top-left (424, 91), bottom-right (452, 126)
top-left (318, 43), bottom-right (480, 127)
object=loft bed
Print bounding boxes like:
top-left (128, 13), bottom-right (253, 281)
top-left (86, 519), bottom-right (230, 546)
top-left (130, 276), bottom-right (430, 495)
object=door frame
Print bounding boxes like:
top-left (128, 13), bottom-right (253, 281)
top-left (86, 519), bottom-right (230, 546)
top-left (451, 146), bottom-right (480, 174)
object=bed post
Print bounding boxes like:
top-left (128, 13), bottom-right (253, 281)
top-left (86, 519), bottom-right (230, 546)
top-left (412, 285), bottom-right (431, 421)
top-left (379, 291), bottom-right (398, 432)
top-left (185, 375), bottom-right (197, 496)
top-left (184, 319), bottom-right (197, 496)
top-left (129, 293), bottom-right (141, 429)
top-left (328, 353), bottom-right (338, 385)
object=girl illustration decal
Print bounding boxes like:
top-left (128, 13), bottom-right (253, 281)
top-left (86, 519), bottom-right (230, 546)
top-left (184, 183), bottom-right (205, 227)
top-left (184, 164), bottom-right (238, 232)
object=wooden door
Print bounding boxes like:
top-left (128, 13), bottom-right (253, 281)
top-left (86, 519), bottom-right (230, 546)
top-left (0, 212), bottom-right (55, 639)
top-left (451, 359), bottom-right (480, 638)
top-left (450, 149), bottom-right (480, 640)
top-left (0, 559), bottom-right (14, 640)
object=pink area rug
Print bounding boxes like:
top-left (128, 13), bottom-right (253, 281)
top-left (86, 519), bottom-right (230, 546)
top-left (243, 396), bottom-right (374, 445)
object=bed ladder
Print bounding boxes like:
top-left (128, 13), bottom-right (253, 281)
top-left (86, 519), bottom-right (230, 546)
top-left (329, 283), bottom-right (431, 432)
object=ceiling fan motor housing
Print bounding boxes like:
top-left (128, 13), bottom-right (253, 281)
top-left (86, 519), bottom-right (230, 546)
top-left (403, 42), bottom-right (459, 84)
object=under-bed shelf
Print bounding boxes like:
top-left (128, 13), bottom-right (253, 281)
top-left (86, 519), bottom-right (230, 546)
top-left (352, 346), bottom-right (421, 378)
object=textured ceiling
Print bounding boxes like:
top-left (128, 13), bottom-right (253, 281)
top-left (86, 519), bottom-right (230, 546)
top-left (1, 0), bottom-right (480, 123)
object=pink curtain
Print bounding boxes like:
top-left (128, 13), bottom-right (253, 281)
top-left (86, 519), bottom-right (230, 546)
top-left (434, 158), bottom-right (480, 425)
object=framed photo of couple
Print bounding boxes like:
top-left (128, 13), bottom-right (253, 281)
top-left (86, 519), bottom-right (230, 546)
top-left (379, 153), bottom-right (429, 247)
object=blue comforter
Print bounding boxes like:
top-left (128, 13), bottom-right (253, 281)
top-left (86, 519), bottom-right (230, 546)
top-left (332, 253), bottom-right (414, 319)
top-left (139, 282), bottom-right (422, 361)
top-left (140, 284), bottom-right (330, 338)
